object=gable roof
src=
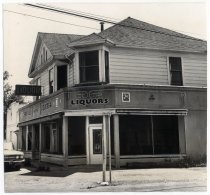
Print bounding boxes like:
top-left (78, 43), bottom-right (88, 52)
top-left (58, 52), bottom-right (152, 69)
top-left (28, 32), bottom-right (83, 77)
top-left (69, 17), bottom-right (206, 53)
top-left (39, 32), bottom-right (83, 55)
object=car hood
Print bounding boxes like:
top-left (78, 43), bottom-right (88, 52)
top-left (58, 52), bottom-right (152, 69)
top-left (4, 150), bottom-right (24, 156)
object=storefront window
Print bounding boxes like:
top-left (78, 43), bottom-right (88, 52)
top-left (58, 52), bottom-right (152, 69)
top-left (21, 126), bottom-right (26, 151)
top-left (119, 115), bottom-right (179, 155)
top-left (34, 124), bottom-right (39, 152)
top-left (27, 126), bottom-right (32, 151)
top-left (43, 124), bottom-right (50, 153)
top-left (89, 116), bottom-right (103, 124)
top-left (68, 117), bottom-right (86, 155)
top-left (42, 120), bottom-right (62, 154)
top-left (153, 116), bottom-right (179, 154)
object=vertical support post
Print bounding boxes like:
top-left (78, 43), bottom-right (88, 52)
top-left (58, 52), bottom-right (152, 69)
top-left (108, 115), bottom-right (112, 183)
top-left (62, 116), bottom-right (68, 167)
top-left (151, 116), bottom-right (155, 155)
top-left (102, 115), bottom-right (107, 182)
top-left (114, 115), bottom-right (120, 168)
top-left (178, 116), bottom-right (186, 154)
top-left (19, 126), bottom-right (22, 151)
top-left (39, 123), bottom-right (42, 161)
top-left (32, 125), bottom-right (35, 159)
top-left (85, 116), bottom-right (90, 164)
top-left (26, 125), bottom-right (29, 151)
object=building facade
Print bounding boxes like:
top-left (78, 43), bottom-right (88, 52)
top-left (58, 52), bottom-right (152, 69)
top-left (6, 102), bottom-right (28, 150)
top-left (18, 17), bottom-right (207, 167)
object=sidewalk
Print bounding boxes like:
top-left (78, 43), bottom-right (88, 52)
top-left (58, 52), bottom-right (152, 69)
top-left (4, 164), bottom-right (207, 192)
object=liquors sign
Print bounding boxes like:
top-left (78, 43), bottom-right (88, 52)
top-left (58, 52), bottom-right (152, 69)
top-left (71, 90), bottom-right (109, 105)
top-left (66, 89), bottom-right (114, 109)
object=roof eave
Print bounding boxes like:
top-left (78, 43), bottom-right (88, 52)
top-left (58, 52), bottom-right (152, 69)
top-left (115, 44), bottom-right (207, 54)
top-left (68, 39), bottom-right (115, 48)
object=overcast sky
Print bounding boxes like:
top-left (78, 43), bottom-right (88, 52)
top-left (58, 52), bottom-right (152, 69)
top-left (3, 1), bottom-right (207, 89)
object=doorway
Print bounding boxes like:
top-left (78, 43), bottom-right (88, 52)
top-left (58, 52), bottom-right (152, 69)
top-left (89, 125), bottom-right (103, 164)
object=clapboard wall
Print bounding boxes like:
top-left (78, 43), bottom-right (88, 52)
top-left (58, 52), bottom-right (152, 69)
top-left (109, 47), bottom-right (207, 87)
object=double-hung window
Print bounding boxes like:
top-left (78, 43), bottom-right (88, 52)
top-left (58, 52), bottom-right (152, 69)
top-left (79, 50), bottom-right (99, 83)
top-left (105, 51), bottom-right (109, 83)
top-left (36, 77), bottom-right (41, 100)
top-left (169, 57), bottom-right (183, 86)
top-left (49, 68), bottom-right (54, 94)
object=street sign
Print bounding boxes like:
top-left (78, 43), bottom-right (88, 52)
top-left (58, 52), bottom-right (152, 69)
top-left (15, 85), bottom-right (41, 96)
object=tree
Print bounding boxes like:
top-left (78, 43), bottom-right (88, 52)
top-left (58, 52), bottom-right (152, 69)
top-left (3, 71), bottom-right (23, 139)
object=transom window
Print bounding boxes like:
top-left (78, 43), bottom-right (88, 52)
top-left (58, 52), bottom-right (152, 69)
top-left (169, 57), bottom-right (183, 86)
top-left (79, 50), bottom-right (99, 83)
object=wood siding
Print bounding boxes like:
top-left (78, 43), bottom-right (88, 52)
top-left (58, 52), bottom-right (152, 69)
top-left (68, 59), bottom-right (74, 87)
top-left (182, 55), bottom-right (207, 87)
top-left (109, 47), bottom-right (206, 87)
top-left (35, 43), bottom-right (52, 69)
top-left (41, 68), bottom-right (50, 95)
top-left (110, 48), bottom-right (168, 85)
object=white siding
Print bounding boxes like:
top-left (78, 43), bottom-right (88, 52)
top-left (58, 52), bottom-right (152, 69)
top-left (41, 68), bottom-right (50, 96)
top-left (68, 60), bottom-right (74, 87)
top-left (109, 48), bottom-right (168, 85)
top-left (35, 43), bottom-right (53, 70)
top-left (109, 47), bottom-right (207, 87)
top-left (182, 56), bottom-right (207, 87)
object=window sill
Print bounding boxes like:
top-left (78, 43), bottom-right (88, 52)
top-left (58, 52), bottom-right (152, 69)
top-left (75, 81), bottom-right (109, 87)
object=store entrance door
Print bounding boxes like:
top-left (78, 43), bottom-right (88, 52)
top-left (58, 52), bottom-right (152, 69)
top-left (89, 125), bottom-right (103, 164)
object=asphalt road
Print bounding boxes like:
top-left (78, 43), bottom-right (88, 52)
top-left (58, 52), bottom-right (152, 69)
top-left (4, 165), bottom-right (207, 192)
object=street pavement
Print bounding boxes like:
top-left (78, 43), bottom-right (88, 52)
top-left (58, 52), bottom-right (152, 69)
top-left (4, 165), bottom-right (207, 192)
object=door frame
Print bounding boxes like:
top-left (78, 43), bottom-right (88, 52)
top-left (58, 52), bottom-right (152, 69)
top-left (88, 124), bottom-right (103, 164)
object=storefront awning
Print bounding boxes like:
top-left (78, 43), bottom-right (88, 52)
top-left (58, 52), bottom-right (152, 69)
top-left (18, 113), bottom-right (63, 127)
top-left (116, 109), bottom-right (188, 115)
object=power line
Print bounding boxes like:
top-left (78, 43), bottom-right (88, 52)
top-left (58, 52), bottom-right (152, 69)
top-left (24, 3), bottom-right (204, 41)
top-left (37, 3), bottom-right (120, 22)
top-left (3, 9), bottom-right (100, 31)
top-left (23, 3), bottom-right (204, 39)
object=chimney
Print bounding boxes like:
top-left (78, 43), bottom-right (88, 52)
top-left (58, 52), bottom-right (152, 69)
top-left (100, 22), bottom-right (104, 32)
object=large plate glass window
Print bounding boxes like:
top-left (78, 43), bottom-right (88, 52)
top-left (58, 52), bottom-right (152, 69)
top-left (79, 50), bottom-right (99, 83)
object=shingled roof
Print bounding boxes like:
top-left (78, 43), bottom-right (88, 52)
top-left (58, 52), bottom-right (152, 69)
top-left (28, 32), bottom-right (83, 77)
top-left (69, 17), bottom-right (206, 53)
top-left (39, 32), bottom-right (83, 56)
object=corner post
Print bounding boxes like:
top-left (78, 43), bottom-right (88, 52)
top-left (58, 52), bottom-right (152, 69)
top-left (114, 115), bottom-right (120, 168)
top-left (62, 116), bottom-right (68, 167)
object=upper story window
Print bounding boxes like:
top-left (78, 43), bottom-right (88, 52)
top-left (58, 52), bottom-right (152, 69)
top-left (169, 57), bottom-right (183, 86)
top-left (45, 50), bottom-right (48, 61)
top-left (105, 51), bottom-right (109, 83)
top-left (36, 77), bottom-right (41, 100)
top-left (49, 68), bottom-right (54, 94)
top-left (79, 50), bottom-right (99, 83)
top-left (43, 47), bottom-right (45, 62)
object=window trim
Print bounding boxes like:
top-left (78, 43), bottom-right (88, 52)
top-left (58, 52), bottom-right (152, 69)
top-left (75, 45), bottom-right (109, 85)
top-left (49, 68), bottom-right (54, 94)
top-left (79, 50), bottom-right (100, 84)
top-left (167, 56), bottom-right (184, 86)
top-left (36, 77), bottom-right (41, 100)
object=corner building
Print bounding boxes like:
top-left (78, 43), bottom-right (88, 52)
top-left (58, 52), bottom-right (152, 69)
top-left (18, 17), bottom-right (207, 168)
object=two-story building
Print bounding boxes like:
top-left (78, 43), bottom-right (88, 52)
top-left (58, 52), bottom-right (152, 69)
top-left (18, 17), bottom-right (207, 168)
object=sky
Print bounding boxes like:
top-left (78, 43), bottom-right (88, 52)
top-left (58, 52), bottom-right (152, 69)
top-left (2, 0), bottom-right (207, 90)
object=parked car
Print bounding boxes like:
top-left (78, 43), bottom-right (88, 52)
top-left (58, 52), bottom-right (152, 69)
top-left (4, 142), bottom-right (25, 171)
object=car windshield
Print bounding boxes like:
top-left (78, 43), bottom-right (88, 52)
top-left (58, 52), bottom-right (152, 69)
top-left (4, 142), bottom-right (14, 151)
